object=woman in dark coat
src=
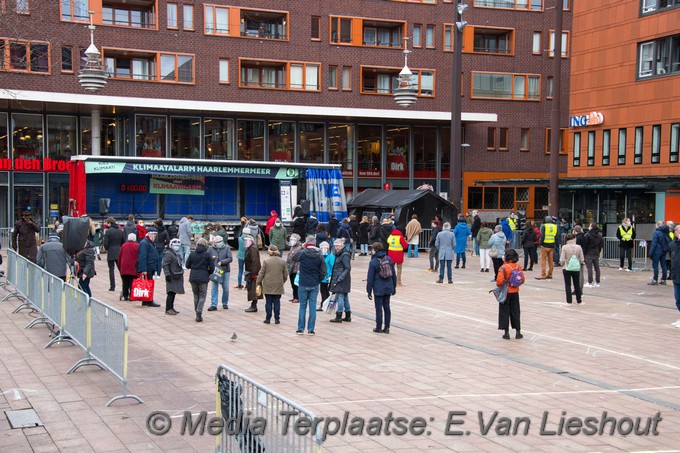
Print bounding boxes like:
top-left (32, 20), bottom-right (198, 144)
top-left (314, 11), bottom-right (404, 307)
top-left (118, 233), bottom-right (139, 301)
top-left (244, 235), bottom-right (263, 313)
top-left (12, 210), bottom-right (40, 262)
top-left (521, 221), bottom-right (537, 271)
top-left (75, 240), bottom-right (96, 297)
top-left (186, 238), bottom-right (214, 322)
top-left (368, 217), bottom-right (381, 253)
top-left (358, 216), bottom-right (370, 256)
top-left (366, 242), bottom-right (397, 334)
top-left (154, 219), bottom-right (170, 274)
top-left (162, 238), bottom-right (184, 315)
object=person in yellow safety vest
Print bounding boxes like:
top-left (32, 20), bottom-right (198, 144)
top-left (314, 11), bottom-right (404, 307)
top-left (536, 216), bottom-right (558, 280)
top-left (616, 218), bottom-right (636, 271)
top-left (508, 213), bottom-right (518, 231)
top-left (508, 212), bottom-right (519, 248)
top-left (386, 228), bottom-right (408, 286)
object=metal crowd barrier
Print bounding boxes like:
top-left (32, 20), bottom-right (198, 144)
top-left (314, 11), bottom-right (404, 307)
top-left (600, 237), bottom-right (649, 271)
top-left (216, 364), bottom-right (323, 453)
top-left (0, 227), bottom-right (11, 250)
top-left (418, 228), bottom-right (432, 251)
top-left (47, 283), bottom-right (90, 349)
top-left (0, 248), bottom-right (18, 293)
top-left (13, 260), bottom-right (44, 314)
top-left (2, 250), bottom-right (26, 303)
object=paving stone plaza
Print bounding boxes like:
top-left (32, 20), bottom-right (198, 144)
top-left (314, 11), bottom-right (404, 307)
top-left (1, 252), bottom-right (679, 452)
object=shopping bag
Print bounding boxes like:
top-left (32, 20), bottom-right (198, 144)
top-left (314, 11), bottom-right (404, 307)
top-left (489, 282), bottom-right (508, 304)
top-left (130, 274), bottom-right (155, 301)
top-left (323, 294), bottom-right (337, 314)
top-left (210, 266), bottom-right (225, 284)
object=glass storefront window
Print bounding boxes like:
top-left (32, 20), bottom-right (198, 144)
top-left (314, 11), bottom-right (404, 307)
top-left (47, 115), bottom-right (77, 160)
top-left (204, 118), bottom-right (233, 160)
top-left (269, 121), bottom-right (295, 162)
top-left (600, 191), bottom-right (625, 225)
top-left (0, 113), bottom-right (8, 158)
top-left (357, 124), bottom-right (381, 178)
top-left (299, 123), bottom-right (324, 163)
top-left (628, 192), bottom-right (655, 224)
top-left (413, 127), bottom-right (436, 183)
top-left (14, 172), bottom-right (44, 226)
top-left (12, 113), bottom-right (43, 160)
top-left (329, 123), bottom-right (354, 178)
top-left (237, 120), bottom-right (264, 160)
top-left (136, 115), bottom-right (166, 157)
top-left (81, 117), bottom-right (117, 156)
top-left (171, 117), bottom-right (200, 158)
top-left (48, 174), bottom-right (69, 225)
top-left (386, 126), bottom-right (409, 179)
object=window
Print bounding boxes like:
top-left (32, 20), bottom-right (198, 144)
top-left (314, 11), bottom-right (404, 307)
top-left (104, 49), bottom-right (194, 83)
top-left (239, 7), bottom-right (288, 40)
top-left (563, 0), bottom-right (571, 9)
top-left (532, 32), bottom-right (541, 54)
top-left (61, 0), bottom-right (88, 22)
top-left (545, 128), bottom-right (567, 154)
top-left (671, 123), bottom-right (680, 163)
top-left (330, 17), bottom-right (353, 44)
top-left (573, 132), bottom-right (581, 167)
top-left (413, 24), bottom-right (422, 48)
top-left (342, 66), bottom-right (352, 90)
top-left (618, 128), bottom-right (627, 165)
top-left (102, 1), bottom-right (156, 28)
top-left (637, 34), bottom-right (680, 78)
top-left (167, 3), bottom-right (177, 28)
top-left (311, 16), bottom-right (320, 40)
top-left (425, 25), bottom-right (435, 48)
top-left (219, 59), bottom-right (229, 83)
top-left (443, 24), bottom-right (453, 52)
top-left (2, 39), bottom-right (50, 73)
top-left (328, 65), bottom-right (338, 89)
top-left (16, 0), bottom-right (28, 14)
top-left (239, 59), bottom-right (320, 91)
top-left (641, 0), bottom-right (680, 15)
top-left (651, 124), bottom-right (661, 163)
top-left (499, 128), bottom-right (509, 151)
top-left (61, 46), bottom-right (73, 73)
top-left (205, 5), bottom-right (229, 35)
top-left (549, 31), bottom-right (569, 58)
top-left (520, 128), bottom-right (530, 151)
top-left (472, 27), bottom-right (514, 55)
top-left (361, 20), bottom-right (404, 47)
top-left (472, 72), bottom-right (540, 100)
top-left (473, 0), bottom-right (542, 10)
top-left (602, 129), bottom-right (611, 165)
top-left (487, 127), bottom-right (496, 150)
top-left (546, 76), bottom-right (554, 99)
top-left (360, 66), bottom-right (435, 96)
top-left (587, 131), bottom-right (595, 166)
top-left (183, 5), bottom-right (193, 30)
top-left (634, 126), bottom-right (643, 164)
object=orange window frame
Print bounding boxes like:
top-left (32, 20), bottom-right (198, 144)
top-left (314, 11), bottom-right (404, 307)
top-left (1, 38), bottom-right (51, 74)
top-left (182, 5), bottom-right (194, 31)
top-left (167, 3), bottom-right (178, 29)
top-left (545, 128), bottom-right (568, 155)
top-left (328, 65), bottom-right (338, 90)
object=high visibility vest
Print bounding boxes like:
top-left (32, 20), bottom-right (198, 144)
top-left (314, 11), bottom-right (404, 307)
top-left (543, 224), bottom-right (558, 244)
top-left (618, 225), bottom-right (633, 241)
top-left (508, 218), bottom-right (517, 231)
top-left (387, 235), bottom-right (403, 251)
top-left (670, 231), bottom-right (675, 240)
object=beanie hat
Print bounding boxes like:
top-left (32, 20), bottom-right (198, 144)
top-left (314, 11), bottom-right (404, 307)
top-left (170, 238), bottom-right (181, 247)
top-left (213, 235), bottom-right (224, 244)
top-left (127, 233), bottom-right (137, 241)
top-left (333, 238), bottom-right (345, 247)
top-left (268, 244), bottom-right (279, 253)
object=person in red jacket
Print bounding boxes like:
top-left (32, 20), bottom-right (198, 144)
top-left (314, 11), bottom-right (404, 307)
top-left (118, 233), bottom-right (140, 301)
top-left (136, 220), bottom-right (147, 243)
top-left (387, 227), bottom-right (408, 286)
top-left (264, 210), bottom-right (279, 246)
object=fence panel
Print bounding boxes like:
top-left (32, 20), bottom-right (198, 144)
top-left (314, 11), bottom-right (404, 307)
top-left (601, 237), bottom-right (649, 270)
top-left (216, 364), bottom-right (323, 453)
top-left (1, 249), bottom-right (18, 293)
top-left (61, 283), bottom-right (90, 350)
top-left (0, 227), bottom-right (11, 251)
top-left (418, 228), bottom-right (432, 251)
top-left (27, 271), bottom-right (62, 330)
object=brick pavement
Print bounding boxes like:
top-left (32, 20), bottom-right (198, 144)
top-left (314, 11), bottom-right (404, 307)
top-left (1, 250), bottom-right (679, 452)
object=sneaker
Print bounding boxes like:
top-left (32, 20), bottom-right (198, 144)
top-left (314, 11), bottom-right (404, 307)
top-left (382, 328), bottom-right (390, 334)
top-left (436, 279), bottom-right (443, 284)
top-left (618, 267), bottom-right (624, 271)
top-left (660, 280), bottom-right (667, 285)
top-left (263, 319), bottom-right (270, 324)
top-left (584, 283), bottom-right (593, 288)
top-left (296, 330), bottom-right (303, 335)
top-left (672, 319), bottom-right (680, 326)
top-left (626, 268), bottom-right (632, 272)
top-left (480, 269), bottom-right (485, 273)
top-left (516, 333), bottom-right (523, 339)
top-left (307, 331), bottom-right (315, 336)
top-left (461, 265), bottom-right (465, 269)
top-left (171, 308), bottom-right (180, 314)
top-left (490, 278), bottom-right (496, 282)
top-left (316, 306), bottom-right (323, 311)
top-left (207, 306), bottom-right (217, 311)
top-left (594, 283), bottom-right (600, 288)
top-left (485, 269), bottom-right (490, 272)
top-left (454, 265), bottom-right (459, 269)
top-left (372, 328), bottom-right (382, 333)
top-left (165, 310), bottom-right (177, 315)
top-left (648, 280), bottom-right (658, 285)
top-left (223, 305), bottom-right (229, 309)
top-left (448, 280), bottom-right (453, 284)
top-left (426, 269), bottom-right (434, 273)
top-left (275, 319), bottom-right (280, 324)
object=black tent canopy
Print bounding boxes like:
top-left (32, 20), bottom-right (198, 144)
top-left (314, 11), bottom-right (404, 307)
top-left (347, 189), bottom-right (458, 229)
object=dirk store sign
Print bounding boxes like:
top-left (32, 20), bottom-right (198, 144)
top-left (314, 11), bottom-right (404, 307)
top-left (0, 157), bottom-right (72, 172)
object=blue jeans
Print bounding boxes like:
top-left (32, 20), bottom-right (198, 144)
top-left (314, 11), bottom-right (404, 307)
top-left (237, 259), bottom-right (244, 286)
top-left (456, 252), bottom-right (466, 267)
top-left (265, 294), bottom-right (281, 321)
top-left (407, 244), bottom-right (419, 258)
top-left (335, 292), bottom-right (351, 313)
top-left (374, 295), bottom-right (391, 330)
top-left (78, 276), bottom-right (92, 297)
top-left (674, 283), bottom-right (680, 313)
top-left (297, 285), bottom-right (319, 332)
top-left (360, 243), bottom-right (369, 254)
top-left (652, 255), bottom-right (668, 282)
top-left (180, 244), bottom-right (191, 266)
top-left (474, 238), bottom-right (480, 256)
top-left (439, 260), bottom-right (453, 281)
top-left (210, 272), bottom-right (230, 307)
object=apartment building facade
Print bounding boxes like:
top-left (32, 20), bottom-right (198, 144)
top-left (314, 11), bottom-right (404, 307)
top-left (0, 0), bottom-right (571, 227)
top-left (568, 0), bottom-right (680, 230)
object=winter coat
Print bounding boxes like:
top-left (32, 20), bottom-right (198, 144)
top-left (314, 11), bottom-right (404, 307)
top-left (269, 224), bottom-right (287, 251)
top-left (292, 246), bottom-right (326, 287)
top-left (322, 252), bottom-right (335, 283)
top-left (75, 241), bottom-right (96, 279)
top-left (616, 225), bottom-right (636, 249)
top-left (368, 223), bottom-right (381, 244)
top-left (405, 219), bottom-right (423, 243)
top-left (244, 244), bottom-right (262, 300)
top-left (103, 224), bottom-right (125, 261)
top-left (649, 225), bottom-right (671, 257)
top-left (330, 249), bottom-right (351, 294)
top-left (136, 224), bottom-right (147, 242)
top-left (386, 230), bottom-right (408, 265)
top-left (575, 232), bottom-right (586, 250)
top-left (118, 241), bottom-right (139, 276)
top-left (237, 230), bottom-right (248, 260)
top-left (488, 231), bottom-right (507, 259)
top-left (471, 215), bottom-right (482, 238)
top-left (286, 243), bottom-right (303, 274)
top-left (208, 244), bottom-right (233, 273)
top-left (583, 227), bottom-right (603, 257)
top-left (167, 223), bottom-right (179, 240)
top-left (476, 227), bottom-right (493, 249)
top-left (256, 255), bottom-right (288, 295)
top-left (669, 240), bottom-right (680, 284)
top-left (358, 221), bottom-right (370, 243)
top-left (453, 222), bottom-right (470, 253)
top-left (501, 219), bottom-right (513, 242)
top-left (328, 217), bottom-right (339, 238)
top-left (37, 236), bottom-right (71, 278)
top-left (265, 214), bottom-right (278, 235)
top-left (337, 223), bottom-right (352, 244)
top-left (186, 244), bottom-right (214, 283)
top-left (533, 226), bottom-right (542, 245)
top-left (305, 217), bottom-right (319, 235)
top-left (315, 231), bottom-right (330, 248)
top-left (162, 248), bottom-right (185, 294)
top-left (122, 220), bottom-right (137, 240)
top-left (379, 223), bottom-right (394, 249)
top-left (137, 238), bottom-right (159, 275)
top-left (435, 229), bottom-right (456, 260)
top-left (559, 239), bottom-right (585, 267)
top-left (429, 226), bottom-right (442, 248)
top-left (521, 227), bottom-right (537, 248)
top-left (366, 252), bottom-right (397, 297)
top-left (178, 217), bottom-right (192, 246)
top-left (349, 219), bottom-right (360, 242)
top-left (292, 216), bottom-right (307, 238)
top-left (154, 224), bottom-right (169, 254)
top-left (12, 218), bottom-right (40, 262)
top-left (497, 262), bottom-right (524, 294)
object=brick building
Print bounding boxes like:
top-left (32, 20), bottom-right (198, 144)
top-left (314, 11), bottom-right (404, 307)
top-left (0, 0), bottom-right (571, 227)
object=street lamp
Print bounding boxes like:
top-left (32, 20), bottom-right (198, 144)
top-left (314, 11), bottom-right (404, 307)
top-left (393, 37), bottom-right (417, 108)
top-left (450, 2), bottom-right (468, 212)
top-left (78, 11), bottom-right (107, 155)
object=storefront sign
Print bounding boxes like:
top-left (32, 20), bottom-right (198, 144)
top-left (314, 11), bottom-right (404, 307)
top-left (84, 161), bottom-right (300, 179)
top-left (0, 157), bottom-right (72, 172)
top-left (149, 175), bottom-right (205, 195)
top-left (569, 112), bottom-right (604, 128)
top-left (280, 180), bottom-right (293, 223)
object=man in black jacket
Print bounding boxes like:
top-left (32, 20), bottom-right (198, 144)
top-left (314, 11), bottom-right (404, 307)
top-left (471, 210), bottom-right (482, 256)
top-left (583, 223), bottom-right (603, 288)
top-left (103, 217), bottom-right (125, 291)
top-left (327, 214), bottom-right (339, 239)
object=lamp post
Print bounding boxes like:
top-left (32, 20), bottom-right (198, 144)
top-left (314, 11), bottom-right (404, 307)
top-left (450, 2), bottom-right (468, 212)
top-left (78, 12), bottom-right (107, 156)
top-left (393, 37), bottom-right (417, 108)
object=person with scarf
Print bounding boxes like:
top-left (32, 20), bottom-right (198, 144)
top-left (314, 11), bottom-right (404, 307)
top-left (162, 238), bottom-right (184, 315)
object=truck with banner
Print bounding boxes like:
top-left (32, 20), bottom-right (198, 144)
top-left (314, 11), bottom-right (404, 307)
top-left (68, 156), bottom-right (347, 238)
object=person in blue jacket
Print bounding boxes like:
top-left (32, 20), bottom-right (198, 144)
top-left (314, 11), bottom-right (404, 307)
top-left (453, 216), bottom-right (471, 269)
top-left (366, 242), bottom-right (397, 334)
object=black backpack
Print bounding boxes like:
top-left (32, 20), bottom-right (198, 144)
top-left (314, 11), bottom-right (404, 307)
top-left (378, 257), bottom-right (393, 279)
